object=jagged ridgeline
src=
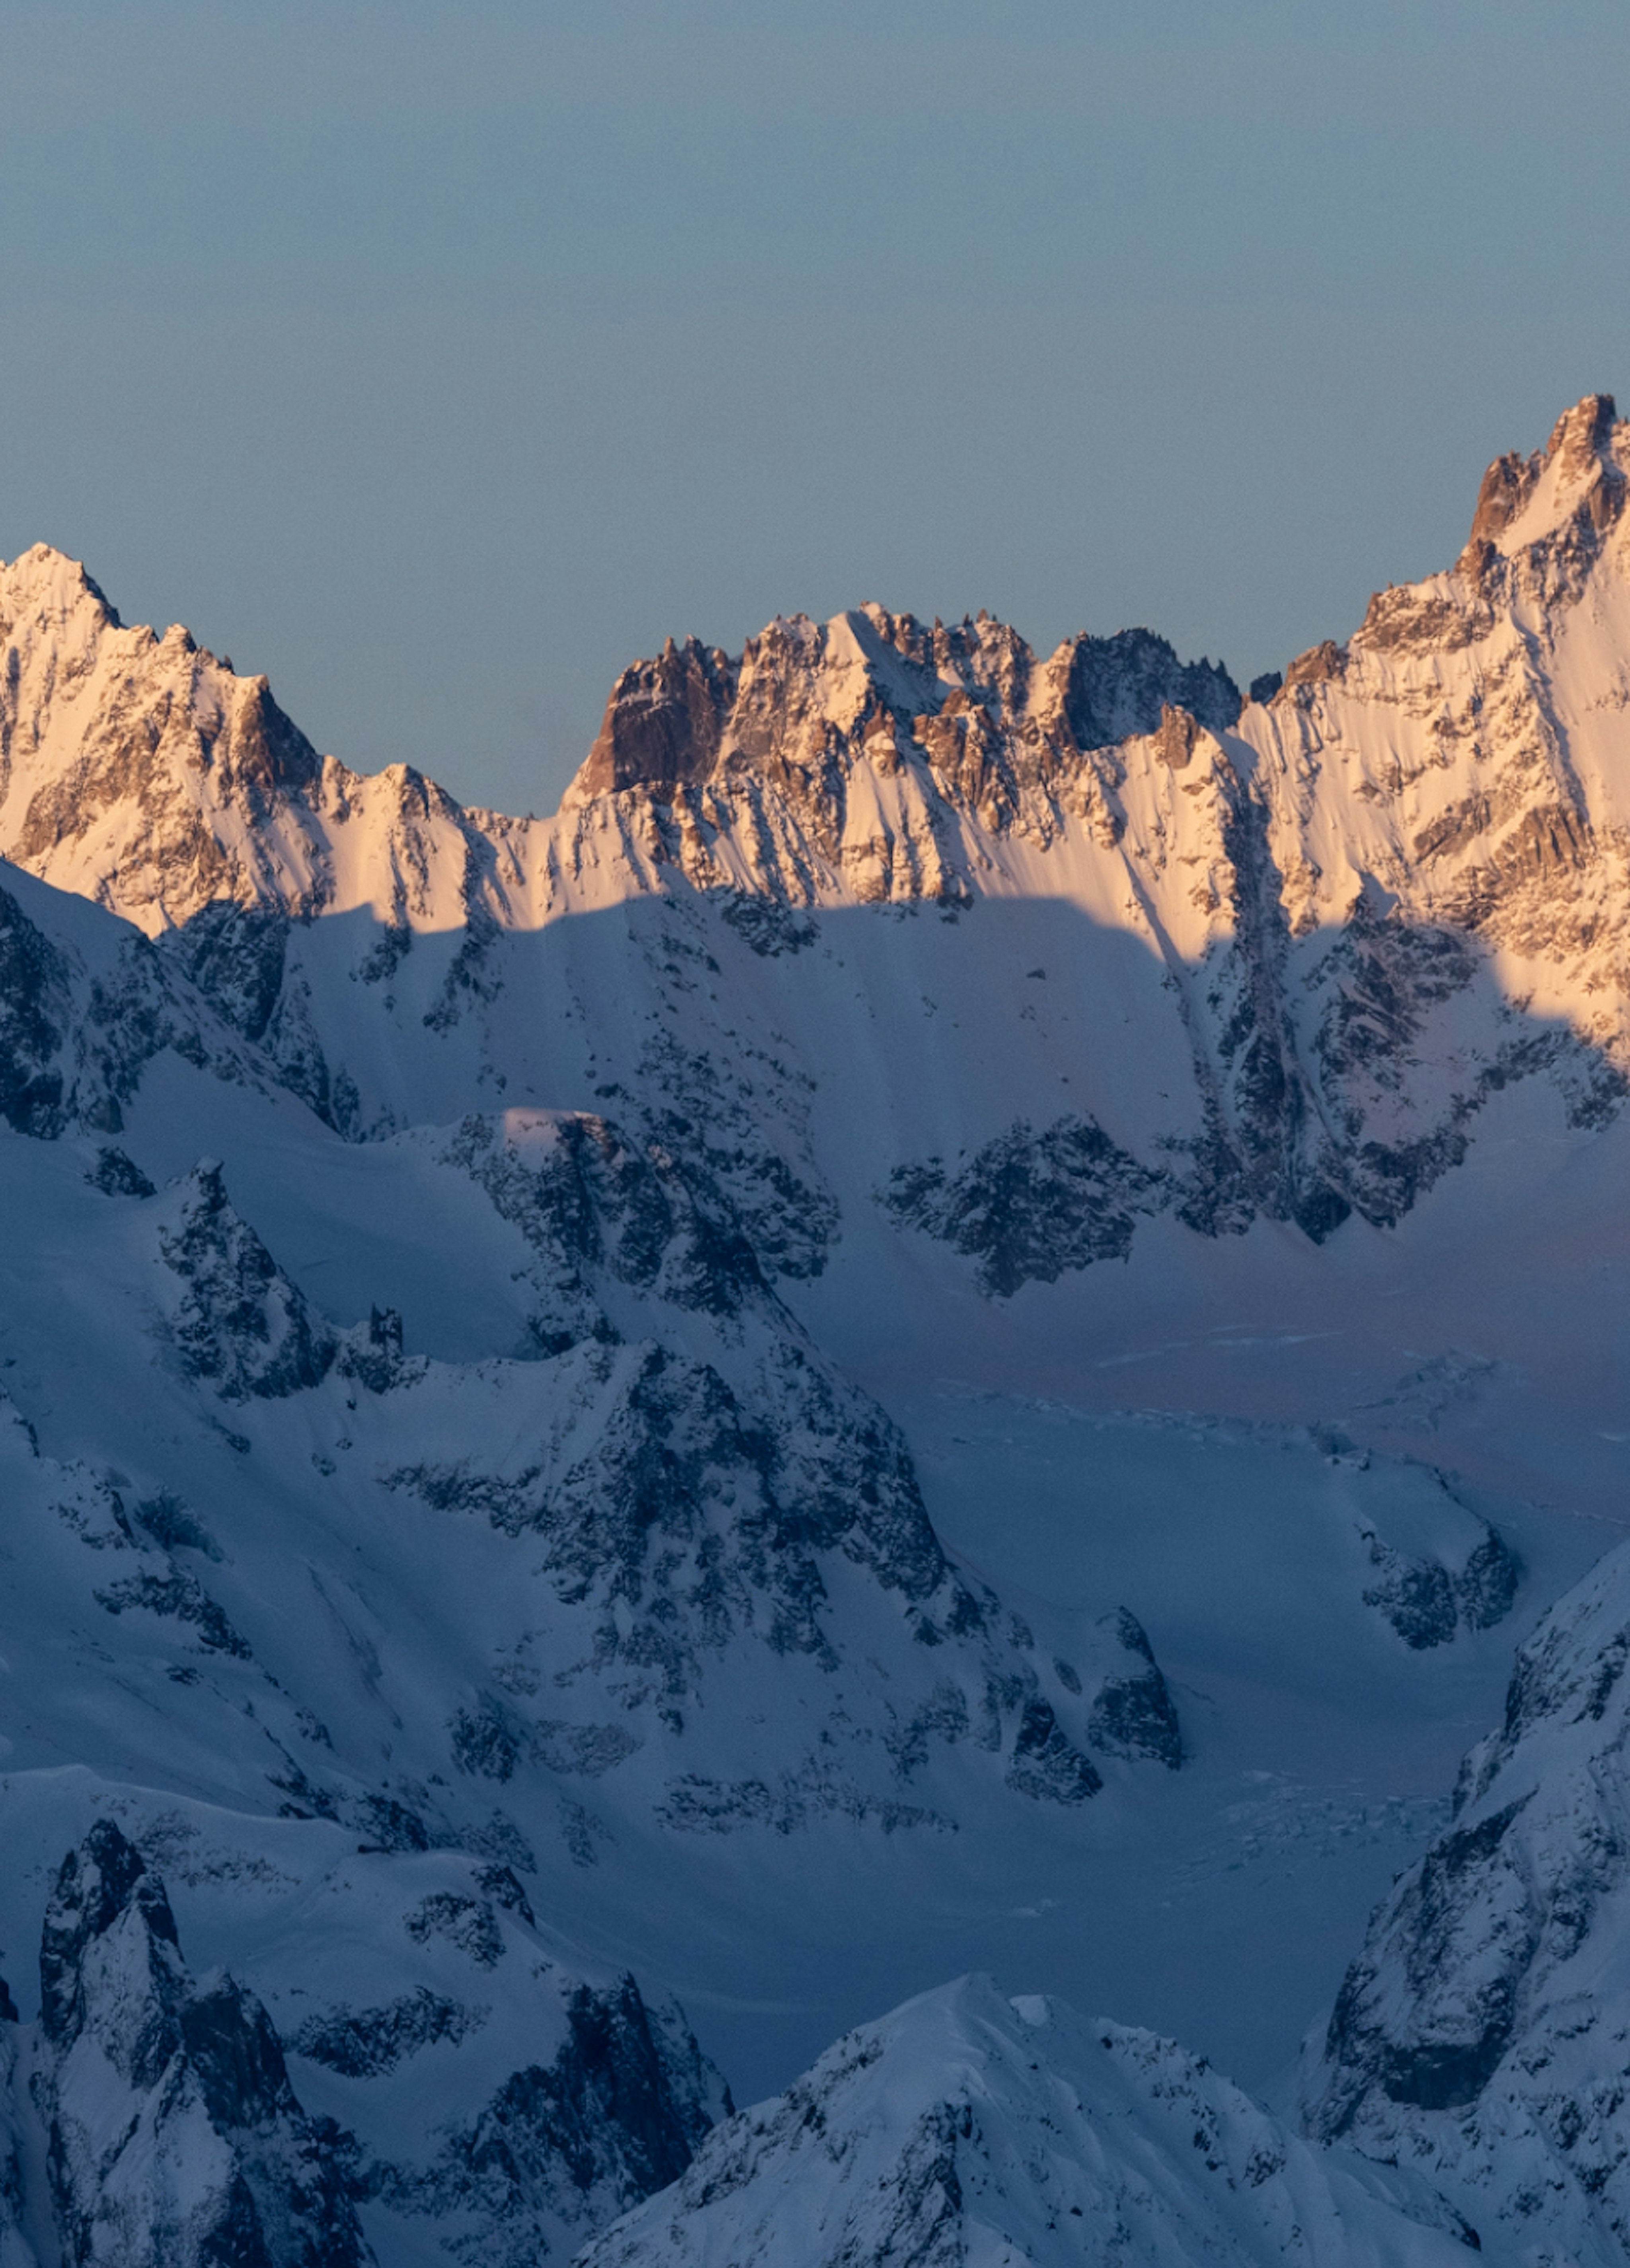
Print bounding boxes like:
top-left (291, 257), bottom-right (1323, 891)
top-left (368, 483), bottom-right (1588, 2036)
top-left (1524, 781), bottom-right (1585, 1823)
top-left (0, 1818), bottom-right (725, 2268)
top-left (0, 396), bottom-right (1626, 2264)
top-left (7, 398), bottom-right (1630, 1269)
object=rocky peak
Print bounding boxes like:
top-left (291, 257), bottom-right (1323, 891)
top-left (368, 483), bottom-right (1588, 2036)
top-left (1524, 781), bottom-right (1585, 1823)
top-left (0, 546), bottom-right (331, 932)
top-left (579, 637), bottom-right (738, 800)
top-left (154, 1160), bottom-right (339, 1401)
top-left (33, 1819), bottom-right (372, 2268)
top-left (1546, 388), bottom-right (1620, 478)
top-left (1460, 390), bottom-right (1627, 569)
top-left (1059, 627), bottom-right (1240, 749)
top-left (0, 544), bottom-right (121, 645)
top-left (567, 603), bottom-right (1242, 866)
top-left (38, 1819), bottom-right (181, 2052)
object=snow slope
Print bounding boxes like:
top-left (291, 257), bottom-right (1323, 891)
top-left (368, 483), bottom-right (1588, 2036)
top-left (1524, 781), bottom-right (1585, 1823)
top-left (3, 396), bottom-right (1630, 2258)
top-left (581, 1976), bottom-right (1485, 2268)
top-left (1304, 1533), bottom-right (1630, 2265)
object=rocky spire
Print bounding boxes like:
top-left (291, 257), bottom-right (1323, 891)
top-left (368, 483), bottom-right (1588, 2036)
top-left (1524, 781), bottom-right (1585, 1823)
top-left (34, 1819), bottom-right (372, 2268)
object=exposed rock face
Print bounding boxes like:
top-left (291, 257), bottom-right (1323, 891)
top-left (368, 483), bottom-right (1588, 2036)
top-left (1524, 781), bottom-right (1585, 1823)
top-left (580, 1976), bottom-right (1483, 2268)
top-left (293, 1934), bottom-right (729, 2268)
top-left (575, 612), bottom-right (1240, 821)
top-left (0, 878), bottom-right (75, 1137)
top-left (881, 1114), bottom-right (1170, 1295)
top-left (156, 1162), bottom-right (339, 1400)
top-left (0, 548), bottom-right (328, 930)
top-left (1086, 1609), bottom-right (1184, 1767)
top-left (406, 1975), bottom-right (725, 2268)
top-left (438, 1108), bottom-right (782, 1351)
top-left (32, 1820), bottom-right (369, 2268)
top-left (1359, 1513), bottom-right (1521, 1651)
top-left (580, 640), bottom-right (738, 800)
top-left (0, 2029), bottom-right (30, 2268)
top-left (0, 545), bottom-right (513, 956)
top-left (0, 1819), bottom-right (731, 2268)
top-left (10, 399), bottom-right (1630, 1279)
top-left (1302, 1537), bottom-right (1630, 2266)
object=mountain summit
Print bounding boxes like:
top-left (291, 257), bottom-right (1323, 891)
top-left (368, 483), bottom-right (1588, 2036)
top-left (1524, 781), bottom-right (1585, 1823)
top-left (4, 397), bottom-right (1630, 2262)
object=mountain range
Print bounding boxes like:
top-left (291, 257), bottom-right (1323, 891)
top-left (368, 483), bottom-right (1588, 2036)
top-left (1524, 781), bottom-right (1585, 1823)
top-left (3, 395), bottom-right (1630, 2259)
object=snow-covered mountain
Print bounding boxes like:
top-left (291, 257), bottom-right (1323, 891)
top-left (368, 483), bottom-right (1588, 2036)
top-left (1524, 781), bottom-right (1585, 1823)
top-left (5, 396), bottom-right (1630, 2259)
top-left (1304, 1532), bottom-right (1630, 2266)
top-left (581, 1975), bottom-right (1484, 2268)
top-left (0, 1813), bottom-right (723, 2268)
top-left (10, 396), bottom-right (1630, 1260)
top-left (0, 852), bottom-right (1206, 2261)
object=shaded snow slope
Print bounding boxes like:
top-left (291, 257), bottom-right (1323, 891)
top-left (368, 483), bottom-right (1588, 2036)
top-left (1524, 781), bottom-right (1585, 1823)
top-left (1304, 1534), bottom-right (1630, 2266)
top-left (12, 399), bottom-right (1630, 1269)
top-left (8, 397), bottom-right (1630, 2257)
top-left (579, 1975), bottom-right (1484, 2268)
top-left (0, 850), bottom-right (1584, 2106)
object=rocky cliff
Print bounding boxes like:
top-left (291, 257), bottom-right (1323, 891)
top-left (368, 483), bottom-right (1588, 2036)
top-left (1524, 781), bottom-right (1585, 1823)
top-left (1304, 1533), bottom-right (1630, 2266)
top-left (10, 402), bottom-right (1630, 1278)
top-left (4, 396), bottom-right (1630, 2262)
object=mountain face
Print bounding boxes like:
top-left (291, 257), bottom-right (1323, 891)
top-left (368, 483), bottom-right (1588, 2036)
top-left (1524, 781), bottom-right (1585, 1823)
top-left (579, 1975), bottom-right (1483, 2268)
top-left (1303, 1533), bottom-right (1630, 2267)
top-left (0, 825), bottom-right (1195, 2261)
top-left (30, 1819), bottom-right (369, 2268)
top-left (9, 399), bottom-right (1630, 1265)
top-left (5, 397), bottom-right (1630, 2261)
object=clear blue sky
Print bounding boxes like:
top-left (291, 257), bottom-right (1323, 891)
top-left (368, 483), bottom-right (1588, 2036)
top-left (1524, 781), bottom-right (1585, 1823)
top-left (4, 0), bottom-right (1629, 814)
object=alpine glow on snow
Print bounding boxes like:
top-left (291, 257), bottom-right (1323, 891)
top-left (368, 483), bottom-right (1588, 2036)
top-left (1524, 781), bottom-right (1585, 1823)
top-left (6, 398), bottom-right (1630, 2261)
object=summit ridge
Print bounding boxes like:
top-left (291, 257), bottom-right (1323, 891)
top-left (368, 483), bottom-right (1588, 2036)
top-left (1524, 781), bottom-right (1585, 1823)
top-left (4, 398), bottom-right (1630, 2262)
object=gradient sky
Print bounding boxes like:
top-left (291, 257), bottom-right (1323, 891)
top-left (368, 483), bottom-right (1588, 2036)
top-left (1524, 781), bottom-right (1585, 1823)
top-left (4, 0), bottom-right (1630, 814)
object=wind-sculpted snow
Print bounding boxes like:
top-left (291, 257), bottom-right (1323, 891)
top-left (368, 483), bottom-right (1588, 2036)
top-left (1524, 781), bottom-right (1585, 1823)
top-left (1304, 1538), bottom-right (1630, 2265)
top-left (579, 1975), bottom-right (1483, 2268)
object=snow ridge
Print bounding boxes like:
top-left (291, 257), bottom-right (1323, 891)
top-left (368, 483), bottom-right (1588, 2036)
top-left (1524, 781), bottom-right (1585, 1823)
top-left (5, 396), bottom-right (1630, 2263)
top-left (581, 1975), bottom-right (1483, 2268)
